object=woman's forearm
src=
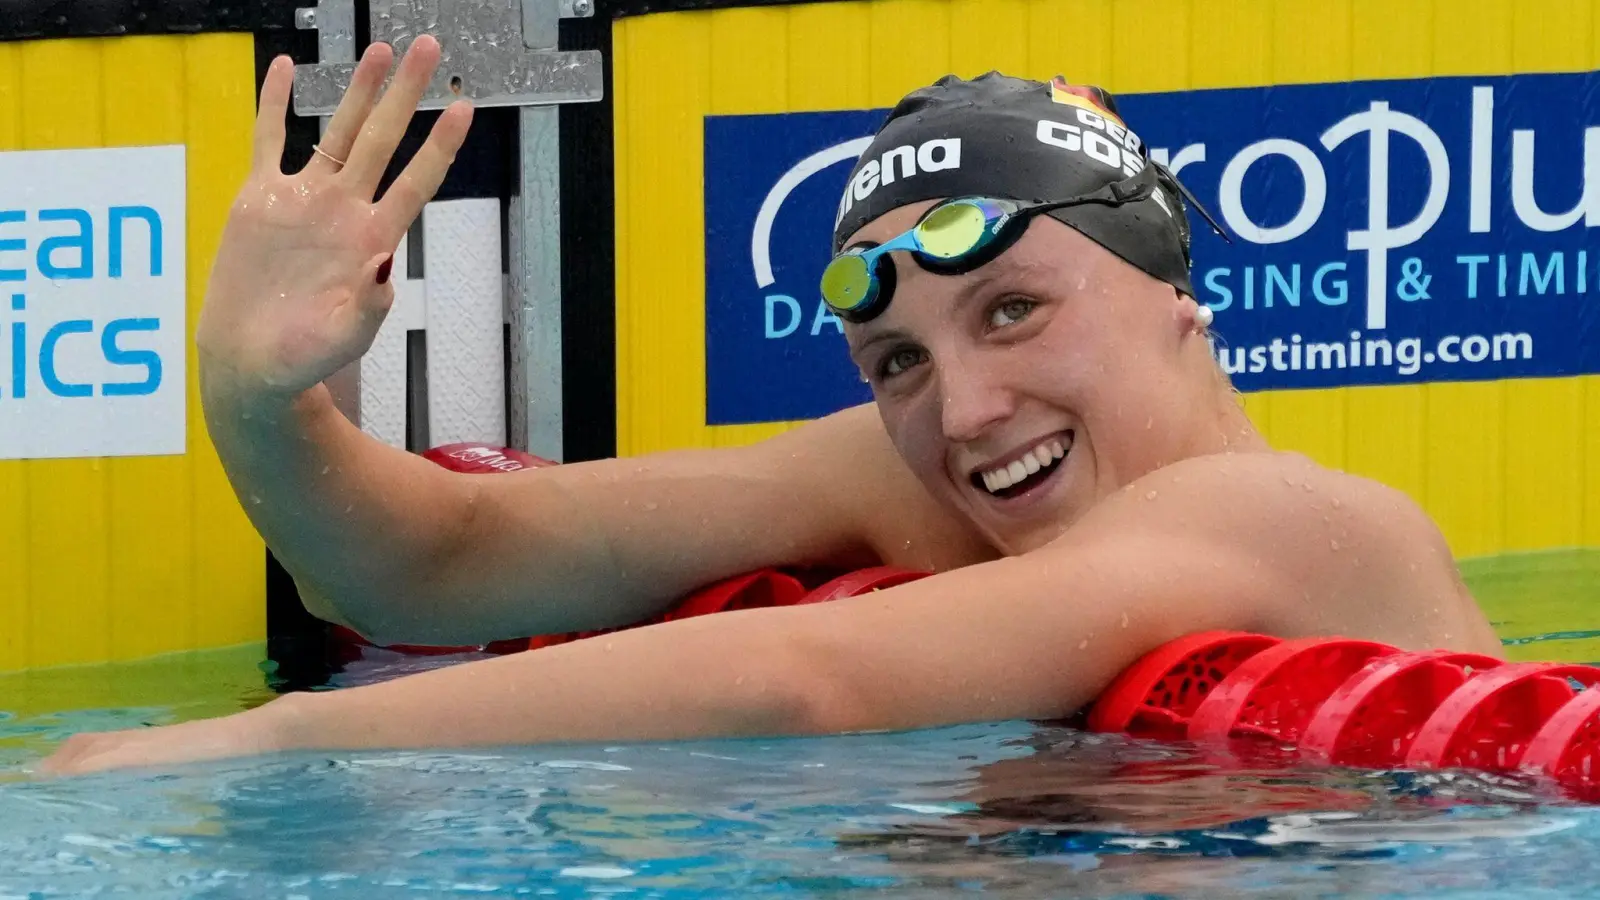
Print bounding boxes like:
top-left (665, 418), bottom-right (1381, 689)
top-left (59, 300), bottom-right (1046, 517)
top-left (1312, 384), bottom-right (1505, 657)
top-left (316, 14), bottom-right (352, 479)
top-left (264, 612), bottom-right (830, 751)
top-left (199, 365), bottom-right (474, 633)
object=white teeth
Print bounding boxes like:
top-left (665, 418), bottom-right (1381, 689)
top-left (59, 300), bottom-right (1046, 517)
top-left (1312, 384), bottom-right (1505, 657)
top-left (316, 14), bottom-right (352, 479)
top-left (978, 435), bottom-right (1072, 495)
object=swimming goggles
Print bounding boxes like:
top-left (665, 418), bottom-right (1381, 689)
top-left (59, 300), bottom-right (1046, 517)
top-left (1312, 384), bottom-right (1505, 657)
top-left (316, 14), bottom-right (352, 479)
top-left (819, 175), bottom-right (1160, 324)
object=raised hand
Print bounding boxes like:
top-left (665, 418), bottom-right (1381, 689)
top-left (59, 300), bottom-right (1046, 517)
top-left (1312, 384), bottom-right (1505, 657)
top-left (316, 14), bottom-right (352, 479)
top-left (196, 36), bottom-right (474, 399)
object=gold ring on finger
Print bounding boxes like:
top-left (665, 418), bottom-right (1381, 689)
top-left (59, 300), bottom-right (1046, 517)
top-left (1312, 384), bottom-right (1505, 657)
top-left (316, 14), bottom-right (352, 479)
top-left (312, 143), bottom-right (347, 169)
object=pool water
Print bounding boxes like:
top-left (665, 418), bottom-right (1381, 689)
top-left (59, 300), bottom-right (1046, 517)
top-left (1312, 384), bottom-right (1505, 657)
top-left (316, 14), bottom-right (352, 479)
top-left (0, 550), bottom-right (1596, 899)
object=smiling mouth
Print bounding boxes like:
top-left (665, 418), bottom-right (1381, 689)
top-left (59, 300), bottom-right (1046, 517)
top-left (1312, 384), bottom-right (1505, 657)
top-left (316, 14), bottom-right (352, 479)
top-left (970, 431), bottom-right (1073, 500)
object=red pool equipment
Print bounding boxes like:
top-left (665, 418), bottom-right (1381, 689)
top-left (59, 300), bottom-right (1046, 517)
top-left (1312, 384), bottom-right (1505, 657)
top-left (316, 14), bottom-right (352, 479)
top-left (422, 442), bottom-right (555, 473)
top-left (1186, 637), bottom-right (1400, 745)
top-left (1404, 662), bottom-right (1600, 771)
top-left (1299, 649), bottom-right (1504, 768)
top-left (1521, 686), bottom-right (1600, 799)
top-left (796, 566), bottom-right (931, 605)
top-left (1085, 631), bottom-right (1281, 741)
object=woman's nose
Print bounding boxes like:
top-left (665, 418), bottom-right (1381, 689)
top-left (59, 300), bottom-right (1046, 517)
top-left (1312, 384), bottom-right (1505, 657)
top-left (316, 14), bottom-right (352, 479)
top-left (937, 360), bottom-right (1015, 444)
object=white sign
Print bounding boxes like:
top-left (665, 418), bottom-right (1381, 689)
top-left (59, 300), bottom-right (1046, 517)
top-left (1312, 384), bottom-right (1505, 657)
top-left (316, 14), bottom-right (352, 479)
top-left (0, 145), bottom-right (187, 460)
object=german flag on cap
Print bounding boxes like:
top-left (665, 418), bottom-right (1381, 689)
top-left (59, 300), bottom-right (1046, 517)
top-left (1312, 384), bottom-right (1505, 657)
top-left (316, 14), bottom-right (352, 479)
top-left (1050, 77), bottom-right (1124, 124)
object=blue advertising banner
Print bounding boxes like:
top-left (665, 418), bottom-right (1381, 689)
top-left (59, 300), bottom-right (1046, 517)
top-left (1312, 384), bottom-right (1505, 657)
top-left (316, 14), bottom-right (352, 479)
top-left (704, 72), bottom-right (1600, 426)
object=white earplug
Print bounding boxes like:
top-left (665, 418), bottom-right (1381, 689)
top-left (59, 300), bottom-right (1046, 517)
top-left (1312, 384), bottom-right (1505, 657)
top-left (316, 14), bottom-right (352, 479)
top-left (1194, 305), bottom-right (1214, 329)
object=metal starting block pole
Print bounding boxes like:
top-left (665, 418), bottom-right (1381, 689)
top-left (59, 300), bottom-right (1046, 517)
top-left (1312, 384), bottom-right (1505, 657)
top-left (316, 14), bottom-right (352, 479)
top-left (290, 0), bottom-right (603, 463)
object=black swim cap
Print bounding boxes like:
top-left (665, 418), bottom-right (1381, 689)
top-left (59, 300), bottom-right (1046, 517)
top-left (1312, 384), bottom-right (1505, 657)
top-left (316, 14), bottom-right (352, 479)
top-left (832, 72), bottom-right (1198, 298)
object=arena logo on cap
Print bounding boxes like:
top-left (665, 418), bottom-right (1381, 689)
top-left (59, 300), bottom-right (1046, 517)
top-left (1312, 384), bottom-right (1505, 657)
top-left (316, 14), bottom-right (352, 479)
top-left (834, 137), bottom-right (962, 226)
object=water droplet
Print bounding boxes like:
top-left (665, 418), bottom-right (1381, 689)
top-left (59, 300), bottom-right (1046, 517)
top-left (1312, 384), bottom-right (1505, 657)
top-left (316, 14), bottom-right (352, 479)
top-left (604, 642), bottom-right (614, 653)
top-left (1302, 482), bottom-right (1314, 492)
top-left (643, 502), bottom-right (658, 511)
top-left (1330, 539), bottom-right (1340, 551)
top-left (320, 465), bottom-right (330, 475)
top-left (1120, 612), bottom-right (1129, 628)
top-left (1077, 639), bottom-right (1089, 650)
top-left (1283, 475), bottom-right (1294, 486)
top-left (1332, 497), bottom-right (1343, 509)
top-left (249, 494), bottom-right (262, 505)
top-left (1144, 490), bottom-right (1157, 500)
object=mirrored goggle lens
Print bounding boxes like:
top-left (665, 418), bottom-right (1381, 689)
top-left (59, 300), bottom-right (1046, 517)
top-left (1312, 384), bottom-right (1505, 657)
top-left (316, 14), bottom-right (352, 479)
top-left (915, 201), bottom-right (993, 259)
top-left (821, 253), bottom-right (873, 310)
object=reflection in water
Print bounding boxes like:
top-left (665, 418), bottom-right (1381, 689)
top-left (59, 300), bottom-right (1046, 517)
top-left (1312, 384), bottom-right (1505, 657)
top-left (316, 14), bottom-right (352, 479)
top-left (833, 728), bottom-right (1588, 897)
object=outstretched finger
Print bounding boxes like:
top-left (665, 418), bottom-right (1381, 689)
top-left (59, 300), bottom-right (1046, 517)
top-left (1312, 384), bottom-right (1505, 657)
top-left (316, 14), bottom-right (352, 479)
top-left (252, 55), bottom-right (295, 175)
top-left (376, 100), bottom-right (474, 238)
top-left (343, 35), bottom-right (444, 193)
top-left (307, 42), bottom-right (395, 176)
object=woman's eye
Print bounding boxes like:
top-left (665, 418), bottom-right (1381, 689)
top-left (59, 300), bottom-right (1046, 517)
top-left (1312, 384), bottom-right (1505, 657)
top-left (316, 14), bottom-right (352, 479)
top-left (878, 346), bottom-right (927, 379)
top-left (987, 297), bottom-right (1036, 330)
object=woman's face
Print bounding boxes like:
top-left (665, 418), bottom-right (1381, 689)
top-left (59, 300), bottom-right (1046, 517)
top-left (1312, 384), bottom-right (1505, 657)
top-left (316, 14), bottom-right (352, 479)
top-left (842, 202), bottom-right (1212, 555)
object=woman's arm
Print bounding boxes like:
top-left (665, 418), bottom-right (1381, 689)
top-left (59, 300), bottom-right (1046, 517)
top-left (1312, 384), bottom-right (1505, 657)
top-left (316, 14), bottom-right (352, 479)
top-left (46, 450), bottom-right (1492, 776)
top-left (37, 491), bottom-right (1287, 776)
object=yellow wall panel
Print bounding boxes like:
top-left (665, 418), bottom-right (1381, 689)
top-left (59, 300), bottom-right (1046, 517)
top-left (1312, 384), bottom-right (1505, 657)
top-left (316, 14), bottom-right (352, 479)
top-left (1351, 0), bottom-right (1433, 78)
top-left (0, 34), bottom-right (263, 671)
top-left (1504, 379), bottom-right (1585, 552)
top-left (0, 42), bottom-right (25, 668)
top-left (1109, 0), bottom-right (1189, 94)
top-left (615, 13), bottom-right (714, 455)
top-left (1024, 0), bottom-right (1112, 84)
top-left (102, 37), bottom-right (193, 662)
top-left (1425, 381), bottom-right (1505, 559)
top-left (181, 35), bottom-right (265, 652)
top-left (19, 40), bottom-right (113, 669)
top-left (788, 2), bottom-right (871, 110)
top-left (1432, 0), bottom-right (1513, 73)
top-left (1270, 0), bottom-right (1352, 85)
top-left (613, 0), bottom-right (1600, 563)
top-left (949, 0), bottom-right (1028, 79)
top-left (865, 0), bottom-right (951, 103)
top-left (1191, 0), bottom-right (1273, 89)
top-left (1511, 0), bottom-right (1593, 72)
top-left (1345, 387), bottom-right (1425, 504)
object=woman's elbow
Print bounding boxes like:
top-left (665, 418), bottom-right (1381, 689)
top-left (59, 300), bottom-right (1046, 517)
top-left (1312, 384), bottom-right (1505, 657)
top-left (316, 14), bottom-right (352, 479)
top-left (747, 632), bottom-right (884, 738)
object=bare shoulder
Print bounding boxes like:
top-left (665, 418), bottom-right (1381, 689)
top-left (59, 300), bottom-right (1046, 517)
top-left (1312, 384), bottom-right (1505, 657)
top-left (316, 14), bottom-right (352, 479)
top-left (1069, 451), bottom-right (1502, 656)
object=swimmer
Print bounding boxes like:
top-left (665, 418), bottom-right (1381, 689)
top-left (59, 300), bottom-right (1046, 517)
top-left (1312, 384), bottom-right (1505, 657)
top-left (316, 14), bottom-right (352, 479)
top-left (39, 36), bottom-right (1501, 776)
